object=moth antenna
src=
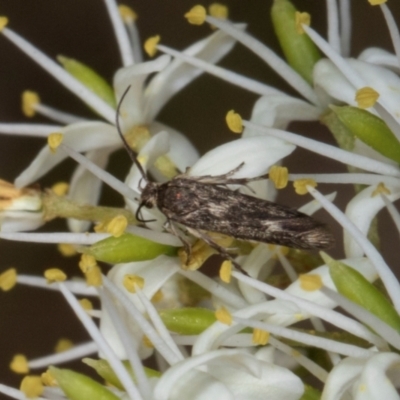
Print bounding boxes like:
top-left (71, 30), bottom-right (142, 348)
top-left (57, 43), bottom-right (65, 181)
top-left (116, 85), bottom-right (148, 182)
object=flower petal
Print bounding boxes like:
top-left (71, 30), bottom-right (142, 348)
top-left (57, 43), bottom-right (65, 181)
top-left (189, 136), bottom-right (295, 178)
top-left (15, 122), bottom-right (120, 188)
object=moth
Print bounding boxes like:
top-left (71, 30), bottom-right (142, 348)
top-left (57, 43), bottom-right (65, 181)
top-left (117, 89), bottom-right (334, 270)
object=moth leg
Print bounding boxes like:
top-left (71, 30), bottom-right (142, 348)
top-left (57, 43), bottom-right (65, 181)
top-left (164, 220), bottom-right (193, 260)
top-left (187, 228), bottom-right (248, 276)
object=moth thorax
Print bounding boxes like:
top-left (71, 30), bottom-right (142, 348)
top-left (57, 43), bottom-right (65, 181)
top-left (140, 182), bottom-right (159, 209)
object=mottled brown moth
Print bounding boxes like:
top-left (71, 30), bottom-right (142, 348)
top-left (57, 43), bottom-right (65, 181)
top-left (117, 88), bottom-right (334, 270)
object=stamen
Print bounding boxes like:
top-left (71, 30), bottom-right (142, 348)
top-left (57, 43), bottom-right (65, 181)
top-left (295, 11), bottom-right (310, 35)
top-left (118, 5), bottom-right (138, 22)
top-left (78, 298), bottom-right (93, 311)
top-left (252, 328), bottom-right (270, 345)
top-left (106, 214), bottom-right (128, 237)
top-left (380, 3), bottom-right (400, 66)
top-left (184, 5), bottom-right (207, 25)
top-left (22, 91), bottom-right (39, 117)
top-left (41, 370), bottom-right (57, 386)
top-left (10, 354), bottom-right (29, 374)
top-left (326, 0), bottom-right (341, 53)
top-left (355, 87), bottom-right (380, 109)
top-left (208, 3), bottom-right (228, 20)
top-left (0, 123), bottom-right (62, 137)
top-left (51, 182), bottom-right (69, 196)
top-left (20, 376), bottom-right (43, 399)
top-left (47, 133), bottom-right (63, 153)
top-left (123, 274), bottom-right (145, 293)
top-left (215, 306), bottom-right (233, 325)
top-left (368, 0), bottom-right (387, 5)
top-left (118, 5), bottom-right (142, 63)
top-left (339, 0), bottom-right (351, 57)
top-left (371, 182), bottom-right (391, 197)
top-left (103, 0), bottom-right (134, 66)
top-left (219, 260), bottom-right (232, 283)
top-left (269, 165), bottom-right (288, 189)
top-left (225, 110), bottom-right (243, 133)
top-left (44, 268), bottom-right (67, 283)
top-left (144, 35), bottom-right (160, 57)
top-left (0, 16), bottom-right (8, 30)
top-left (382, 194), bottom-right (400, 234)
top-left (299, 274), bottom-right (323, 291)
top-left (0, 268), bottom-right (17, 291)
top-left (294, 178), bottom-right (317, 195)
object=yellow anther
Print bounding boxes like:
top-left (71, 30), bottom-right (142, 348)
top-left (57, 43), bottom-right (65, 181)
top-left (20, 376), bottom-right (44, 399)
top-left (0, 268), bottom-right (17, 291)
top-left (118, 4), bottom-right (138, 22)
top-left (372, 182), bottom-right (391, 197)
top-left (54, 338), bottom-right (73, 353)
top-left (79, 298), bottom-right (93, 311)
top-left (295, 11), bottom-right (311, 34)
top-left (269, 165), bottom-right (289, 189)
top-left (41, 370), bottom-right (58, 387)
top-left (47, 133), bottom-right (64, 153)
top-left (22, 91), bottom-right (40, 117)
top-left (215, 306), bottom-right (232, 325)
top-left (355, 87), bottom-right (379, 109)
top-left (368, 0), bottom-right (386, 4)
top-left (57, 243), bottom-right (77, 257)
top-left (299, 274), bottom-right (323, 291)
top-left (219, 260), bottom-right (232, 283)
top-left (94, 220), bottom-right (108, 233)
top-left (144, 35), bottom-right (160, 57)
top-left (79, 254), bottom-right (97, 273)
top-left (151, 289), bottom-right (164, 303)
top-left (10, 354), bottom-right (29, 374)
top-left (252, 328), bottom-right (270, 345)
top-left (106, 214), bottom-right (128, 237)
top-left (209, 3), bottom-right (228, 19)
top-left (184, 5), bottom-right (207, 25)
top-left (142, 335), bottom-right (154, 348)
top-left (123, 274), bottom-right (145, 293)
top-left (293, 179), bottom-right (317, 195)
top-left (44, 268), bottom-right (67, 283)
top-left (85, 265), bottom-right (103, 287)
top-left (51, 181), bottom-right (69, 196)
top-left (0, 16), bottom-right (9, 31)
top-left (226, 110), bottom-right (243, 133)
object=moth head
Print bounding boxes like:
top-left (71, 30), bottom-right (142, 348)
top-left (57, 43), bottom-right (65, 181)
top-left (140, 182), bottom-right (159, 209)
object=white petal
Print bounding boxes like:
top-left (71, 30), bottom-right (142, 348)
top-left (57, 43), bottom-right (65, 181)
top-left (145, 27), bottom-right (244, 122)
top-left (15, 122), bottom-right (120, 188)
top-left (344, 184), bottom-right (400, 257)
top-left (189, 136), bottom-right (295, 178)
top-left (67, 148), bottom-right (114, 232)
top-left (358, 47), bottom-right (400, 72)
top-left (243, 94), bottom-right (320, 133)
top-left (113, 55), bottom-right (171, 128)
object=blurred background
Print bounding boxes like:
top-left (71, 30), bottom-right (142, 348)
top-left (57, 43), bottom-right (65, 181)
top-left (0, 0), bottom-right (399, 391)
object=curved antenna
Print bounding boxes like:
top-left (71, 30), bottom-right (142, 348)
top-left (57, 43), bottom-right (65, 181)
top-left (116, 85), bottom-right (148, 181)
top-left (135, 202), bottom-right (157, 223)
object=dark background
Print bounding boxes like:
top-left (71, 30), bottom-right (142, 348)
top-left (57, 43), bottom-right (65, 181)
top-left (0, 0), bottom-right (399, 392)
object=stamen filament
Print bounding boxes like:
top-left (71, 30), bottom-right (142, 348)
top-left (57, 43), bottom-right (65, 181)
top-left (326, 0), bottom-right (341, 53)
top-left (0, 123), bottom-right (62, 137)
top-left (34, 103), bottom-right (87, 125)
top-left (103, 0), bottom-right (135, 66)
top-left (380, 4), bottom-right (400, 68)
top-left (339, 0), bottom-right (351, 56)
top-left (381, 194), bottom-right (400, 234)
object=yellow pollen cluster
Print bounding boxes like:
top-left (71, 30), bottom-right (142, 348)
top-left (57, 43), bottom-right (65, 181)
top-left (219, 260), bottom-right (232, 283)
top-left (106, 214), bottom-right (128, 237)
top-left (371, 182), bottom-right (391, 197)
top-left (144, 35), bottom-right (160, 57)
top-left (123, 274), bottom-right (145, 293)
top-left (295, 11), bottom-right (311, 34)
top-left (252, 328), bottom-right (270, 345)
top-left (47, 133), bottom-right (64, 153)
top-left (10, 354), bottom-right (29, 374)
top-left (226, 110), bottom-right (243, 133)
top-left (0, 268), bottom-right (17, 291)
top-left (54, 338), bottom-right (74, 353)
top-left (118, 5), bottom-right (138, 22)
top-left (293, 178), bottom-right (317, 195)
top-left (299, 274), bottom-right (323, 291)
top-left (57, 243), bottom-right (77, 257)
top-left (51, 181), bottom-right (69, 196)
top-left (184, 5), bottom-right (207, 25)
top-left (79, 298), bottom-right (94, 311)
top-left (215, 306), bottom-right (232, 325)
top-left (209, 3), bottom-right (228, 19)
top-left (41, 370), bottom-right (58, 387)
top-left (368, 0), bottom-right (387, 5)
top-left (44, 268), bottom-right (67, 283)
top-left (20, 375), bottom-right (44, 398)
top-left (0, 16), bottom-right (9, 31)
top-left (269, 165), bottom-right (289, 189)
top-left (355, 86), bottom-right (379, 109)
top-left (22, 90), bottom-right (40, 117)
top-left (79, 254), bottom-right (102, 287)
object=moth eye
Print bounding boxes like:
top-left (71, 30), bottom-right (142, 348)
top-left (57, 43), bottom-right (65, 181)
top-left (145, 201), bottom-right (154, 209)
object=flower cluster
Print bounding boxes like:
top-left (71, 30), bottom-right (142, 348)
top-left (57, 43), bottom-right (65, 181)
top-left (1, 0), bottom-right (400, 399)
